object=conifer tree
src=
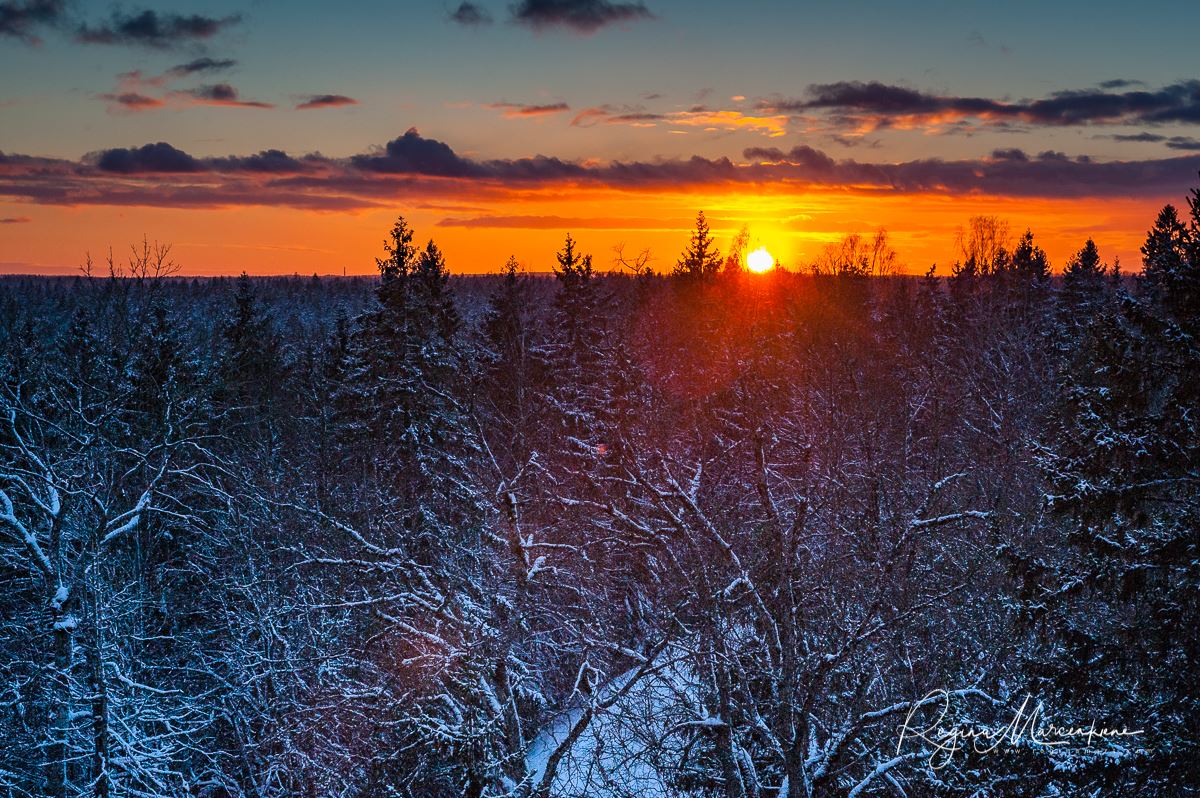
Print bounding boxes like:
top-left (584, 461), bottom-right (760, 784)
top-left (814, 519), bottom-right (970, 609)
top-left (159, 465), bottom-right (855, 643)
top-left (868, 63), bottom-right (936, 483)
top-left (218, 272), bottom-right (283, 429)
top-left (480, 256), bottom-right (544, 471)
top-left (1061, 238), bottom-right (1109, 312)
top-left (673, 211), bottom-right (722, 280)
top-left (1008, 228), bottom-right (1050, 281)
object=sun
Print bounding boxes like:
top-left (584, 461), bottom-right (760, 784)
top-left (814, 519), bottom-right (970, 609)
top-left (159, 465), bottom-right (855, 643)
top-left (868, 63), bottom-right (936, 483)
top-left (746, 247), bottom-right (775, 273)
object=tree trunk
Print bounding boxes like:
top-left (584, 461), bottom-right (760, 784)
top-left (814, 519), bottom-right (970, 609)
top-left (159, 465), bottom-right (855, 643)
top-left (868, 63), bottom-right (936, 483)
top-left (715, 657), bottom-right (743, 798)
top-left (47, 606), bottom-right (75, 798)
top-left (86, 615), bottom-right (109, 798)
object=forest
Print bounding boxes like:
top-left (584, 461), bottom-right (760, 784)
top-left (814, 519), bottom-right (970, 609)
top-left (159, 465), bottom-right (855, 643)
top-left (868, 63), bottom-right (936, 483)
top-left (0, 188), bottom-right (1197, 798)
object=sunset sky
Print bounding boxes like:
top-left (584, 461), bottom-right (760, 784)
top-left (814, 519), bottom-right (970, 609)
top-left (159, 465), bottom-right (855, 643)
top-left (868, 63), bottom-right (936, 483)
top-left (2, 0), bottom-right (1200, 275)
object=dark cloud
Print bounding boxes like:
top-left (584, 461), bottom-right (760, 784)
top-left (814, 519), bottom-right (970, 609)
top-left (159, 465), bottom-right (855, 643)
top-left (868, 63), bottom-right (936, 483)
top-left (351, 128), bottom-right (486, 177)
top-left (77, 9), bottom-right (241, 48)
top-left (90, 144), bottom-right (322, 176)
top-left (1112, 132), bottom-right (1200, 151)
top-left (488, 101), bottom-right (570, 117)
top-left (348, 129), bottom-right (588, 182)
top-left (0, 0), bottom-right (64, 42)
top-left (183, 83), bottom-right (273, 108)
top-left (94, 142), bottom-right (204, 173)
top-left (296, 94), bottom-right (358, 110)
top-left (168, 57), bottom-right (237, 76)
top-left (733, 143), bottom-right (1200, 198)
top-left (744, 145), bottom-right (836, 172)
top-left (764, 79), bottom-right (1200, 128)
top-left (510, 0), bottom-right (653, 33)
top-left (990, 148), bottom-right (1029, 162)
top-left (206, 149), bottom-right (319, 173)
top-left (449, 1), bottom-right (492, 25)
top-left (1113, 132), bottom-right (1166, 143)
top-left (607, 111), bottom-right (662, 123)
top-left (3, 133), bottom-right (1198, 215)
top-left (0, 216), bottom-right (32, 223)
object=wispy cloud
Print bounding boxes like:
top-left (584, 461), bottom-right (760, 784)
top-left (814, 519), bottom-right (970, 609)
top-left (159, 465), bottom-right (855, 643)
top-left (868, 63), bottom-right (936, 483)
top-left (168, 57), bottom-right (237, 77)
top-left (571, 104), bottom-right (788, 136)
top-left (179, 84), bottom-right (273, 109)
top-left (97, 91), bottom-right (166, 111)
top-left (98, 66), bottom-right (257, 112)
top-left (296, 94), bottom-right (359, 110)
top-left (1110, 132), bottom-right (1200, 151)
top-left (448, 1), bottom-right (492, 25)
top-left (488, 101), bottom-right (571, 118)
top-left (760, 79), bottom-right (1200, 131)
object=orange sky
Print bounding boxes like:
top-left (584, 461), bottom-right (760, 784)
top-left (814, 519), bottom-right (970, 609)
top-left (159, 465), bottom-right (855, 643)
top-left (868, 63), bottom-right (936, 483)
top-left (0, 187), bottom-right (1164, 276)
top-left (2, 1), bottom-right (1198, 277)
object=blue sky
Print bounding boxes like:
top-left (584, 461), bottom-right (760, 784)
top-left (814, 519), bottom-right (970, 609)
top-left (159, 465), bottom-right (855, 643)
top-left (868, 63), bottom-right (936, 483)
top-left (2, 0), bottom-right (1199, 273)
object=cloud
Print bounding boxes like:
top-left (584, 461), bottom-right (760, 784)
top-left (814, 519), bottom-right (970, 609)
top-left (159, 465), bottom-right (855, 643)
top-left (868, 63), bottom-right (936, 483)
top-left (989, 148), bottom-right (1030, 162)
top-left (437, 214), bottom-right (691, 229)
top-left (572, 104), bottom-right (788, 136)
top-left (168, 57), bottom-right (237, 76)
top-left (296, 94), bottom-right (358, 110)
top-left (351, 128), bottom-right (487, 177)
top-left (77, 8), bottom-right (241, 48)
top-left (763, 79), bottom-right (1200, 129)
top-left (93, 142), bottom-right (204, 173)
top-left (570, 106), bottom-right (617, 126)
top-left (205, 150), bottom-right (320, 172)
top-left (181, 84), bottom-right (273, 108)
top-left (1111, 132), bottom-right (1200, 151)
top-left (97, 62), bottom-right (247, 111)
top-left (97, 91), bottom-right (166, 111)
top-left (966, 29), bottom-right (1009, 54)
top-left (0, 216), bottom-right (32, 223)
top-left (1112, 132), bottom-right (1166, 143)
top-left (449, 1), bottom-right (492, 25)
top-left (3, 131), bottom-right (1198, 216)
top-left (510, 0), bottom-right (653, 33)
top-left (667, 107), bottom-right (788, 137)
top-left (735, 143), bottom-right (1200, 198)
top-left (744, 144), bottom-right (836, 171)
top-left (89, 144), bottom-right (320, 176)
top-left (0, 0), bottom-right (64, 42)
top-left (488, 101), bottom-right (570, 118)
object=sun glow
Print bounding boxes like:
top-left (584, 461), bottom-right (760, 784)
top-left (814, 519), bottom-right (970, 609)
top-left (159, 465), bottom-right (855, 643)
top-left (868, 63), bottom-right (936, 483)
top-left (746, 247), bottom-right (775, 273)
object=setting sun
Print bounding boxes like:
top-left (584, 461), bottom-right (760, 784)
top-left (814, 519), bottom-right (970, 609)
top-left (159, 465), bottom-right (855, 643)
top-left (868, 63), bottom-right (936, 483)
top-left (747, 247), bottom-right (775, 273)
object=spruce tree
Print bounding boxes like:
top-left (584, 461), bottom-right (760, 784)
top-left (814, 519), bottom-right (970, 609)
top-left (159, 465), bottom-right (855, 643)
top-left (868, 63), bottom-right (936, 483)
top-left (673, 211), bottom-right (722, 280)
top-left (1025, 187), bottom-right (1200, 792)
top-left (218, 273), bottom-right (282, 428)
top-left (1008, 228), bottom-right (1050, 281)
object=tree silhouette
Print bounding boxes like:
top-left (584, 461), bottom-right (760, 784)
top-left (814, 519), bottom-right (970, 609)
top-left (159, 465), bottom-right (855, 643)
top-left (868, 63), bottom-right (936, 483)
top-left (673, 211), bottom-right (722, 279)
